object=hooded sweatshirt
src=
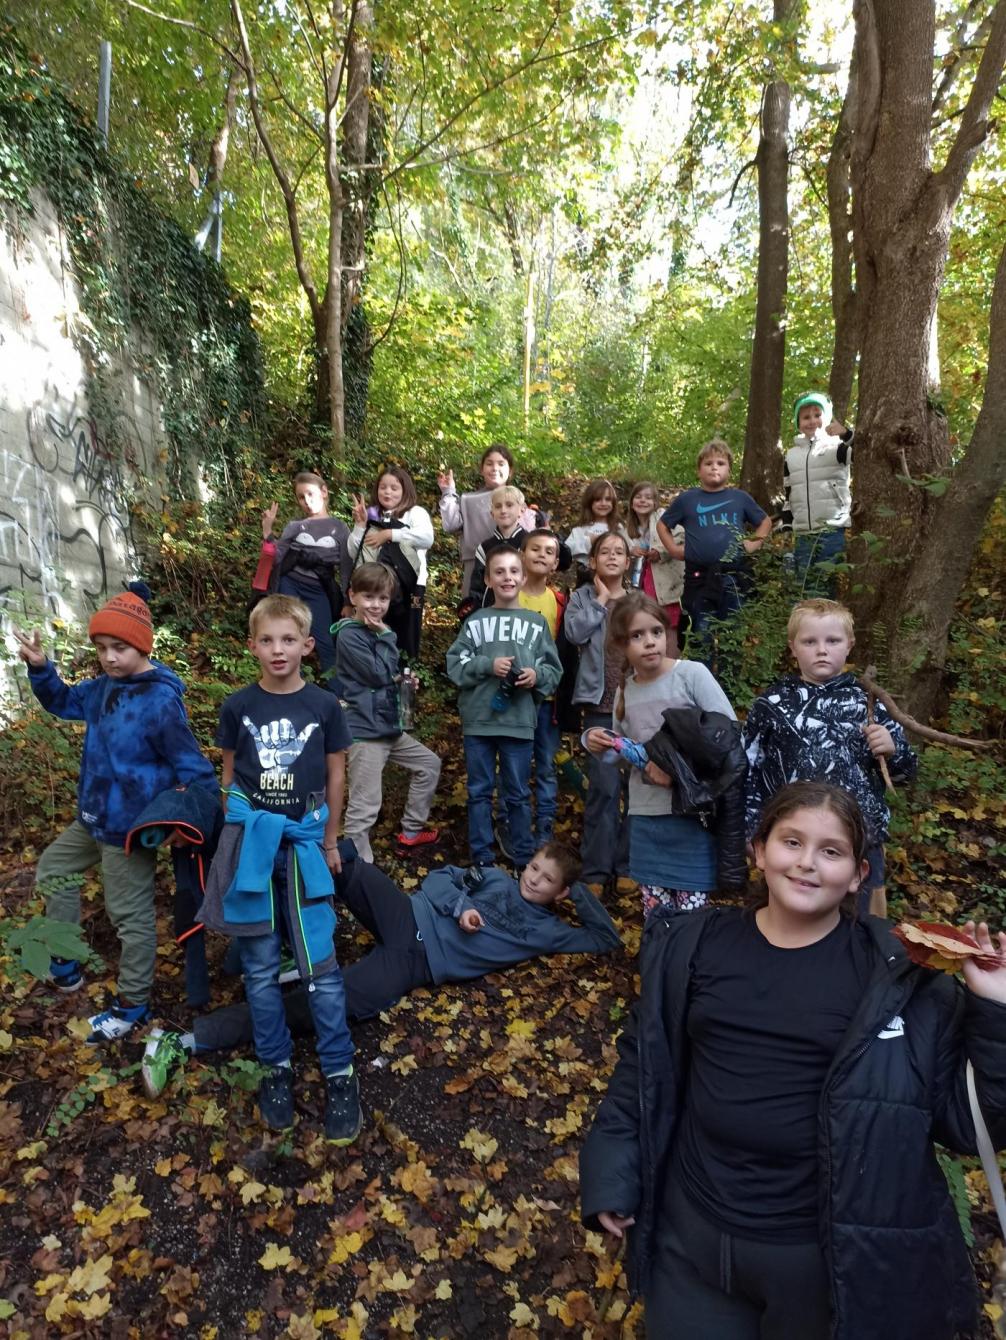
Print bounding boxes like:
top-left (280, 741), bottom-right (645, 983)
top-left (28, 658), bottom-right (217, 846)
top-left (743, 671), bottom-right (917, 842)
top-left (410, 864), bottom-right (621, 983)
top-left (331, 618), bottom-right (403, 739)
top-left (445, 605), bottom-right (562, 738)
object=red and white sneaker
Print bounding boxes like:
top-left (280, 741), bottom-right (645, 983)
top-left (396, 829), bottom-right (439, 849)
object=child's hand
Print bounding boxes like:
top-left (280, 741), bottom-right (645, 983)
top-left (643, 760), bottom-right (672, 788)
top-left (827, 418), bottom-right (847, 437)
top-left (459, 909), bottom-right (484, 933)
top-left (261, 501), bottom-right (279, 539)
top-left (493, 656), bottom-right (514, 678)
top-left (742, 537), bottom-right (764, 554)
top-left (584, 727), bottom-right (616, 755)
top-left (629, 543), bottom-right (647, 559)
top-left (593, 575), bottom-right (611, 604)
top-left (863, 723), bottom-right (895, 757)
top-left (598, 1211), bottom-right (635, 1239)
top-left (352, 493), bottom-right (368, 526)
top-left (13, 627), bottom-right (46, 667)
top-left (323, 843), bottom-right (343, 875)
top-left (437, 468), bottom-right (455, 491)
top-left (961, 921), bottom-right (1006, 1004)
top-left (368, 528), bottom-right (394, 547)
top-left (515, 666), bottom-right (537, 689)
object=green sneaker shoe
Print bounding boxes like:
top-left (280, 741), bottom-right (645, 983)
top-left (141, 1028), bottom-right (189, 1098)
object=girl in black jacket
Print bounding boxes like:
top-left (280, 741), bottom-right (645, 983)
top-left (580, 780), bottom-right (1006, 1340)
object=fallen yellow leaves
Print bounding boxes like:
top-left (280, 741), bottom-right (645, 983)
top-left (258, 1242), bottom-right (300, 1270)
top-left (35, 1252), bottom-right (114, 1323)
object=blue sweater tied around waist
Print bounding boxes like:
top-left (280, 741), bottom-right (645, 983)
top-left (225, 789), bottom-right (333, 912)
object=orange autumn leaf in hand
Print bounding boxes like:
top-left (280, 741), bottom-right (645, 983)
top-left (894, 921), bottom-right (1001, 973)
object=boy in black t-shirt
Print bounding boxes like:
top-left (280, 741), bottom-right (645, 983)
top-left (656, 439), bottom-right (770, 670)
top-left (198, 594), bottom-right (360, 1142)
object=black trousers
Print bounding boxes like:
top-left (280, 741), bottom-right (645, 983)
top-left (645, 1182), bottom-right (831, 1340)
top-left (194, 863), bottom-right (433, 1053)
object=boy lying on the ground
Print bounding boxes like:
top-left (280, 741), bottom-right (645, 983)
top-left (142, 841), bottom-right (621, 1096)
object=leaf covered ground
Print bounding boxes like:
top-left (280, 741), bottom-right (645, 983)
top-left (1, 495), bottom-right (1005, 1338)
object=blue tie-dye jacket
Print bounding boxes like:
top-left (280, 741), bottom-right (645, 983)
top-left (28, 659), bottom-right (217, 847)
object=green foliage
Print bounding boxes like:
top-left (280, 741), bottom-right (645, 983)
top-left (936, 1148), bottom-right (975, 1249)
top-left (0, 22), bottom-right (262, 493)
top-left (45, 1062), bottom-right (140, 1138)
top-left (1, 914), bottom-right (93, 982)
top-left (220, 1057), bottom-right (271, 1093)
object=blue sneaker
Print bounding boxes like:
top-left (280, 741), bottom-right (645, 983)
top-left (49, 957), bottom-right (83, 993)
top-left (86, 998), bottom-right (151, 1043)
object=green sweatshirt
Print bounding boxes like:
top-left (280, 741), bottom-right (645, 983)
top-left (445, 606), bottom-right (563, 738)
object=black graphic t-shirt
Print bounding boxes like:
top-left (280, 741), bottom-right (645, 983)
top-left (217, 682), bottom-right (352, 816)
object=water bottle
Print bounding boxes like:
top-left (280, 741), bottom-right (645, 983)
top-left (399, 673), bottom-right (417, 729)
top-left (629, 538), bottom-right (649, 588)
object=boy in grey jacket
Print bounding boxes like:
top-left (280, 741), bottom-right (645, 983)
top-left (333, 564), bottom-right (441, 862)
top-left (446, 545), bottom-right (562, 868)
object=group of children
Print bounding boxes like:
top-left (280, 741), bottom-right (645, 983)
top-left (11, 389), bottom-right (1006, 1340)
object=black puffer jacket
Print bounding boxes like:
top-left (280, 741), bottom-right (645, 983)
top-left (643, 707), bottom-right (748, 890)
top-left (580, 907), bottom-right (1006, 1339)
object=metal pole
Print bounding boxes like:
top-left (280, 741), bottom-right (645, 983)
top-left (97, 41), bottom-right (112, 144)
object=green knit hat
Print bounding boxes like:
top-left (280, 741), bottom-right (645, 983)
top-left (793, 391), bottom-right (833, 430)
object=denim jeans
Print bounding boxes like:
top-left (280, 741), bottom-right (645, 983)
top-left (237, 860), bottom-right (354, 1074)
top-left (533, 700), bottom-right (560, 843)
top-left (278, 572), bottom-right (337, 671)
top-left (792, 527), bottom-right (846, 598)
top-left (464, 734), bottom-right (534, 865)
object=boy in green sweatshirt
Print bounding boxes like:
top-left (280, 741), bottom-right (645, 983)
top-left (446, 545), bottom-right (562, 868)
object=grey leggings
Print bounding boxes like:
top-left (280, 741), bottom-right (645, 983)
top-left (645, 1183), bottom-right (831, 1339)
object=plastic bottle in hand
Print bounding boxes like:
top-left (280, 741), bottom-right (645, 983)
top-left (399, 672), bottom-right (418, 729)
top-left (491, 664), bottom-right (522, 712)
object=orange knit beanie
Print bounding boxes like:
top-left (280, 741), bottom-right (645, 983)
top-left (88, 582), bottom-right (154, 655)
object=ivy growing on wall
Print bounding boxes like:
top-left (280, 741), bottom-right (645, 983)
top-left (0, 20), bottom-right (263, 497)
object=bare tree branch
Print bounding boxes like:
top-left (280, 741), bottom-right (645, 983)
top-left (230, 0), bottom-right (321, 324)
top-left (931, 0), bottom-right (1006, 209)
top-left (122, 0), bottom-right (245, 68)
top-left (932, 0), bottom-right (991, 113)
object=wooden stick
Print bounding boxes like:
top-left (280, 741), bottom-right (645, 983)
top-left (865, 686), bottom-right (896, 793)
top-left (859, 667), bottom-right (996, 753)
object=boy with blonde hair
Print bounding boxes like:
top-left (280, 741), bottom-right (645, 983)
top-left (461, 484), bottom-right (533, 616)
top-left (656, 439), bottom-right (770, 669)
top-left (198, 592), bottom-right (360, 1141)
top-left (742, 598), bottom-right (917, 910)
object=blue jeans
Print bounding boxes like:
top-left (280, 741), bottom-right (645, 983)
top-left (278, 572), bottom-right (337, 671)
top-left (238, 863), bottom-right (354, 1074)
top-left (533, 700), bottom-right (560, 843)
top-left (792, 527), bottom-right (845, 598)
top-left (464, 734), bottom-right (534, 865)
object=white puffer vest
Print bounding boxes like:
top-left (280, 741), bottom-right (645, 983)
top-left (784, 433), bottom-right (852, 531)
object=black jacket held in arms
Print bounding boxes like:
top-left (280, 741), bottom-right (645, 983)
top-left (641, 707), bottom-right (748, 890)
top-left (579, 907), bottom-right (1006, 1340)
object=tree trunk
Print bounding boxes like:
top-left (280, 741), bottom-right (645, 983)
top-left (826, 60), bottom-right (858, 420)
top-left (847, 0), bottom-right (1006, 702)
top-left (884, 240), bottom-right (1006, 719)
top-left (740, 0), bottom-right (796, 510)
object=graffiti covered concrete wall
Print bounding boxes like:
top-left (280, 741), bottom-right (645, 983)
top-left (0, 190), bottom-right (167, 629)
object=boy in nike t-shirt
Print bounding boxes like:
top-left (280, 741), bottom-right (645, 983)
top-left (446, 545), bottom-right (562, 869)
top-left (656, 439), bottom-right (770, 667)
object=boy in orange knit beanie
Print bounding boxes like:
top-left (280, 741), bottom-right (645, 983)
top-left (14, 582), bottom-right (217, 1041)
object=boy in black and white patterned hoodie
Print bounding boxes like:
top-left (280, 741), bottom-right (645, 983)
top-left (743, 599), bottom-right (917, 911)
